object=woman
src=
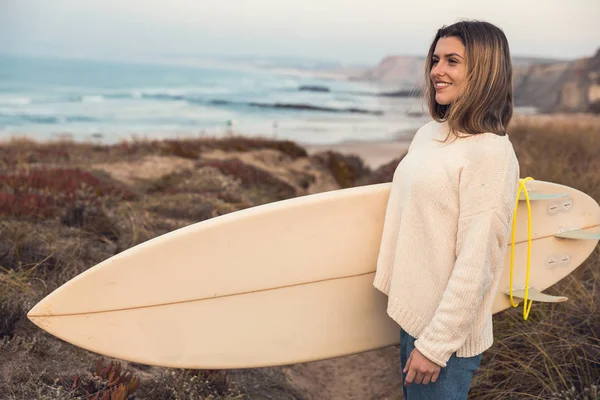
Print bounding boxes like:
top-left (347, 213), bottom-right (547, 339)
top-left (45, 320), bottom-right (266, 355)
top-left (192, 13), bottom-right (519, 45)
top-left (372, 20), bottom-right (520, 399)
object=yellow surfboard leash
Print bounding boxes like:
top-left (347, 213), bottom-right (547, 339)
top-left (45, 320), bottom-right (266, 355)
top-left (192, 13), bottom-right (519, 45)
top-left (509, 177), bottom-right (535, 320)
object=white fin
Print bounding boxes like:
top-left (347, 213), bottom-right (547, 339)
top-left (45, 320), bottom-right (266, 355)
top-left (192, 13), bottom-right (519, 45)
top-left (503, 287), bottom-right (568, 303)
top-left (554, 229), bottom-right (600, 240)
top-left (518, 192), bottom-right (569, 201)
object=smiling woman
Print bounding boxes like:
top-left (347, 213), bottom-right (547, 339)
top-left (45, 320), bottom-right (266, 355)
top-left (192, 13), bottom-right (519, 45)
top-left (373, 19), bottom-right (520, 400)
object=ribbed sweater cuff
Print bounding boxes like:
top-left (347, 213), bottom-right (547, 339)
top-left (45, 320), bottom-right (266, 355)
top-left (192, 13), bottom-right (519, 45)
top-left (387, 295), bottom-right (494, 368)
top-left (414, 338), bottom-right (452, 368)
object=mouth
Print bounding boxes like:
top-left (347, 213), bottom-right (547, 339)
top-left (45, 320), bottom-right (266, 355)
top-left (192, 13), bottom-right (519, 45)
top-left (435, 82), bottom-right (452, 92)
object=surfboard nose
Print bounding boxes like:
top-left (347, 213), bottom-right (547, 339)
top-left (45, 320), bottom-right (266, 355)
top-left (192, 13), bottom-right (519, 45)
top-left (27, 298), bottom-right (81, 347)
top-left (26, 304), bottom-right (59, 341)
top-left (27, 295), bottom-right (54, 318)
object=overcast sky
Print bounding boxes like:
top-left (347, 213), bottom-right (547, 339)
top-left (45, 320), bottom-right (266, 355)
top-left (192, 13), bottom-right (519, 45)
top-left (1, 0), bottom-right (598, 65)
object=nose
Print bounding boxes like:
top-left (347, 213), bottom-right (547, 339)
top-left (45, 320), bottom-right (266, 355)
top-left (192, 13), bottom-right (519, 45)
top-left (431, 61), bottom-right (447, 80)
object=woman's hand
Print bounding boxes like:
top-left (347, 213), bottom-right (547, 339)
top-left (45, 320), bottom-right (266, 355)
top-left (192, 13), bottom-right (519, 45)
top-left (403, 348), bottom-right (441, 386)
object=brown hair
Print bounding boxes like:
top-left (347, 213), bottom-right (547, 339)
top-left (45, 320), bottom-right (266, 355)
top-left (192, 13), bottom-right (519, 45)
top-left (422, 20), bottom-right (513, 142)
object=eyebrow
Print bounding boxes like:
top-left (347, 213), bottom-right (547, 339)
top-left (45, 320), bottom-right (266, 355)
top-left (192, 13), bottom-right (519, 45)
top-left (432, 53), bottom-right (464, 59)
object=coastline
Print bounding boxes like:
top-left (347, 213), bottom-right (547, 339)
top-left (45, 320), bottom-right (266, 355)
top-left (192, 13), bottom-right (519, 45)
top-left (3, 112), bottom-right (598, 173)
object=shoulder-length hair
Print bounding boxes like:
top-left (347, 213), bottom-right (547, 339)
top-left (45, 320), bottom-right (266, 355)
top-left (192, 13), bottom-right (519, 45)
top-left (423, 20), bottom-right (513, 142)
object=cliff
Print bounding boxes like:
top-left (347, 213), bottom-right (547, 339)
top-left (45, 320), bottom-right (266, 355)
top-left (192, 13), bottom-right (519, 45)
top-left (355, 55), bottom-right (426, 86)
top-left (551, 48), bottom-right (600, 113)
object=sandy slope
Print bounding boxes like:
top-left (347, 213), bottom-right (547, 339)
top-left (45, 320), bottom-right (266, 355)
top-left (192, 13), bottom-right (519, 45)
top-left (303, 140), bottom-right (410, 170)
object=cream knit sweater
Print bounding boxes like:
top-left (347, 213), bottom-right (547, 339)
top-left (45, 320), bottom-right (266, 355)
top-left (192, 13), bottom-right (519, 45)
top-left (373, 120), bottom-right (520, 368)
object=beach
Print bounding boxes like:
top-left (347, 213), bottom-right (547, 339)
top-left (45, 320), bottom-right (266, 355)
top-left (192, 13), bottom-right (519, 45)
top-left (303, 138), bottom-right (411, 169)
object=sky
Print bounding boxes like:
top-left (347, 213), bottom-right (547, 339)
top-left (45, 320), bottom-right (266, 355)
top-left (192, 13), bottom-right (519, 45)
top-left (1, 0), bottom-right (598, 65)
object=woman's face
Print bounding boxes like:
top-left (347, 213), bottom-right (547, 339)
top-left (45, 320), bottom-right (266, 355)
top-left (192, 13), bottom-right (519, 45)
top-left (430, 36), bottom-right (467, 105)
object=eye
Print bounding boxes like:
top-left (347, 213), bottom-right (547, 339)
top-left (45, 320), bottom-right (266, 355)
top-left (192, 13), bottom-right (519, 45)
top-left (449, 59), bottom-right (457, 64)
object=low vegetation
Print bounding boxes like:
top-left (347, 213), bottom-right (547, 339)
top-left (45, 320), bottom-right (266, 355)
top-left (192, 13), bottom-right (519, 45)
top-left (1, 114), bottom-right (599, 399)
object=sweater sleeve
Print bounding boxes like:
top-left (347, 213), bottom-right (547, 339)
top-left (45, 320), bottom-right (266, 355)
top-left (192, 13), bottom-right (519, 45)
top-left (413, 144), bottom-right (519, 367)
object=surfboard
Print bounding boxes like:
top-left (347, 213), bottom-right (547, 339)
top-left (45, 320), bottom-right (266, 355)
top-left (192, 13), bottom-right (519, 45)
top-left (27, 180), bottom-right (600, 369)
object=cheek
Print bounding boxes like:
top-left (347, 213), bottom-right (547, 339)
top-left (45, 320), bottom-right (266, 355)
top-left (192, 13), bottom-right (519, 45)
top-left (455, 69), bottom-right (467, 85)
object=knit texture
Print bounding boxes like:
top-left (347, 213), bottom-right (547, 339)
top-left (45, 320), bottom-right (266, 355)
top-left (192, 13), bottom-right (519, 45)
top-left (373, 120), bottom-right (520, 368)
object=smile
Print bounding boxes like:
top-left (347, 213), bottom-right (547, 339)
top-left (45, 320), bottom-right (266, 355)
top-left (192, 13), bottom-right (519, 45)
top-left (435, 83), bottom-right (452, 91)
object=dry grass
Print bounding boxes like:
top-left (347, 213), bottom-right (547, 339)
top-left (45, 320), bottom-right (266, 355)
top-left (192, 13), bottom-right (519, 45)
top-left (314, 151), bottom-right (372, 188)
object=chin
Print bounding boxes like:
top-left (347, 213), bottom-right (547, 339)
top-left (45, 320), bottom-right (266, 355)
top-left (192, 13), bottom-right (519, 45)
top-left (435, 97), bottom-right (451, 106)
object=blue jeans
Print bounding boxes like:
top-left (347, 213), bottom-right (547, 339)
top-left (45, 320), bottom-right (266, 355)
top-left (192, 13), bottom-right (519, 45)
top-left (400, 327), bottom-right (482, 400)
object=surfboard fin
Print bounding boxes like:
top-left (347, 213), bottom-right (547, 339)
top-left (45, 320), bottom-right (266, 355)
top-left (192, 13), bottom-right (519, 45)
top-left (503, 287), bottom-right (568, 303)
top-left (518, 192), bottom-right (569, 201)
top-left (554, 229), bottom-right (600, 240)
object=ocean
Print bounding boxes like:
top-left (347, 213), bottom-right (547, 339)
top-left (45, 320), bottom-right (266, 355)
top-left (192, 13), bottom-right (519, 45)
top-left (0, 53), bottom-right (432, 145)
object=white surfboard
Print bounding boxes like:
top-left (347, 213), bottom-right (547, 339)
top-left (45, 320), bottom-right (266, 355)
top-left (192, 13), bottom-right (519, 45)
top-left (27, 180), bottom-right (600, 369)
